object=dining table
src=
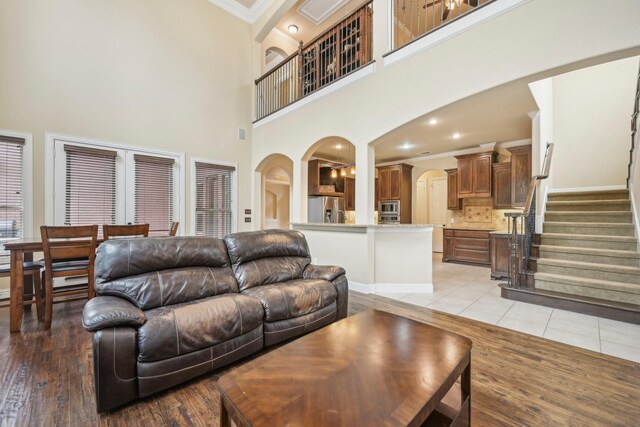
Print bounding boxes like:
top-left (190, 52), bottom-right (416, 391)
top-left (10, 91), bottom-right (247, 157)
top-left (3, 238), bottom-right (103, 333)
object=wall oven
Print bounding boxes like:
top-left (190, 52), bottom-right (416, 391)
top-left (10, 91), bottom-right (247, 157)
top-left (379, 200), bottom-right (400, 215)
top-left (379, 213), bottom-right (400, 224)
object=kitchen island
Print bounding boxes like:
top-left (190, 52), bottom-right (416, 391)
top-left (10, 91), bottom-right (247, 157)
top-left (291, 223), bottom-right (435, 294)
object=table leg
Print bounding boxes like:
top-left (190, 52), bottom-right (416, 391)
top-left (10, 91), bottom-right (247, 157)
top-left (219, 395), bottom-right (231, 427)
top-left (23, 253), bottom-right (34, 311)
top-left (10, 250), bottom-right (25, 333)
top-left (461, 359), bottom-right (471, 426)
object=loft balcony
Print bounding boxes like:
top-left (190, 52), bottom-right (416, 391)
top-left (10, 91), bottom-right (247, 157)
top-left (254, 0), bottom-right (496, 122)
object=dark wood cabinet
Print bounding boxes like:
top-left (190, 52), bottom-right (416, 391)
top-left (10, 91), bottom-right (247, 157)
top-left (492, 162), bottom-right (512, 209)
top-left (345, 177), bottom-right (355, 211)
top-left (376, 163), bottom-right (413, 223)
top-left (490, 233), bottom-right (510, 279)
top-left (443, 229), bottom-right (491, 266)
top-left (508, 146), bottom-right (532, 208)
top-left (454, 152), bottom-right (496, 199)
top-left (308, 159), bottom-right (346, 196)
top-left (446, 169), bottom-right (462, 210)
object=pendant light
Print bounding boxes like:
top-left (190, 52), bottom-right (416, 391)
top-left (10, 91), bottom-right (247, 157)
top-left (349, 143), bottom-right (356, 175)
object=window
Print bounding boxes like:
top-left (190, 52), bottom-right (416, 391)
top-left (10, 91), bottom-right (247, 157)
top-left (64, 144), bottom-right (116, 230)
top-left (0, 135), bottom-right (25, 263)
top-left (194, 161), bottom-right (236, 238)
top-left (134, 154), bottom-right (175, 236)
top-left (51, 136), bottom-right (182, 235)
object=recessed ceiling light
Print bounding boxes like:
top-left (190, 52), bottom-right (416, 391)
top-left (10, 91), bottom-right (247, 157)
top-left (288, 25), bottom-right (298, 34)
top-left (400, 142), bottom-right (413, 150)
top-left (428, 118), bottom-right (439, 125)
top-left (452, 133), bottom-right (461, 139)
top-left (335, 143), bottom-right (342, 149)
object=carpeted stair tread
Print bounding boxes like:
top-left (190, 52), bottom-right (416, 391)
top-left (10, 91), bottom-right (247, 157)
top-left (538, 245), bottom-right (640, 259)
top-left (548, 190), bottom-right (629, 201)
top-left (537, 258), bottom-right (640, 274)
top-left (543, 222), bottom-right (635, 237)
top-left (547, 199), bottom-right (631, 212)
top-left (541, 233), bottom-right (637, 243)
top-left (544, 211), bottom-right (632, 223)
top-left (535, 272), bottom-right (640, 296)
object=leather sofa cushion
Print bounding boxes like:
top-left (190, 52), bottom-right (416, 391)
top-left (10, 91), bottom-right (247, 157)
top-left (96, 266), bottom-right (239, 311)
top-left (233, 256), bottom-right (310, 292)
top-left (96, 237), bottom-right (230, 283)
top-left (224, 229), bottom-right (311, 266)
top-left (241, 278), bottom-right (337, 322)
top-left (137, 294), bottom-right (263, 362)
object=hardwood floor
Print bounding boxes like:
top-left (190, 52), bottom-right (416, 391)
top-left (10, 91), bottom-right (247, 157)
top-left (1, 291), bottom-right (639, 426)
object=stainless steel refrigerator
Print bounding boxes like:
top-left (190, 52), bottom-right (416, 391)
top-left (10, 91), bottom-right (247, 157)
top-left (308, 196), bottom-right (346, 224)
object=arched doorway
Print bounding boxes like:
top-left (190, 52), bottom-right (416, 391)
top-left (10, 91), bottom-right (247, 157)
top-left (416, 169), bottom-right (447, 252)
top-left (255, 154), bottom-right (293, 230)
top-left (302, 137), bottom-right (356, 224)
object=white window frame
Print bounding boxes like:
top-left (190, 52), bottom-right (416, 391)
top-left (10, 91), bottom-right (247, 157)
top-left (45, 133), bottom-right (185, 233)
top-left (190, 157), bottom-right (238, 237)
top-left (0, 128), bottom-right (33, 239)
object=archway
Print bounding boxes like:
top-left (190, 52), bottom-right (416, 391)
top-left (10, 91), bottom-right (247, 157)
top-left (302, 137), bottom-right (356, 224)
top-left (264, 46), bottom-right (288, 73)
top-left (416, 169), bottom-right (447, 252)
top-left (255, 154), bottom-right (293, 230)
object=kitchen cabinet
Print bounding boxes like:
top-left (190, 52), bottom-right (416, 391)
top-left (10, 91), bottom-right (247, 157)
top-left (490, 233), bottom-right (509, 279)
top-left (308, 159), bottom-right (344, 196)
top-left (454, 152), bottom-right (496, 198)
top-left (345, 177), bottom-right (355, 211)
top-left (508, 146), bottom-right (532, 207)
top-left (442, 229), bottom-right (491, 266)
top-left (445, 169), bottom-right (462, 210)
top-left (492, 162), bottom-right (512, 209)
top-left (376, 163), bottom-right (413, 223)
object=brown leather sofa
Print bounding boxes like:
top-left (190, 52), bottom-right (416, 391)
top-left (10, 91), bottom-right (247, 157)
top-left (82, 229), bottom-right (348, 413)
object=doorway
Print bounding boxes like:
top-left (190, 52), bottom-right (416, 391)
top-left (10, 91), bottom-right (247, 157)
top-left (416, 170), bottom-right (447, 252)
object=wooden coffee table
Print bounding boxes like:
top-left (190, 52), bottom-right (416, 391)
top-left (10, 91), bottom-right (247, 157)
top-left (218, 309), bottom-right (472, 426)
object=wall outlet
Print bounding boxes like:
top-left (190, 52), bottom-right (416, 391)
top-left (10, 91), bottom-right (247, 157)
top-left (450, 218), bottom-right (454, 224)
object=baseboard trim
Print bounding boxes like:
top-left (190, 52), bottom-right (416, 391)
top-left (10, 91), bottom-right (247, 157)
top-left (548, 185), bottom-right (627, 193)
top-left (349, 281), bottom-right (433, 294)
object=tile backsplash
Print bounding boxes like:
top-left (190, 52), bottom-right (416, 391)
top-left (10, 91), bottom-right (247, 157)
top-left (450, 198), bottom-right (521, 230)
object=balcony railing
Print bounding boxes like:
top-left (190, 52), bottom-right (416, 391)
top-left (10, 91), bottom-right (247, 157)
top-left (255, 1), bottom-right (373, 121)
top-left (392, 0), bottom-right (496, 50)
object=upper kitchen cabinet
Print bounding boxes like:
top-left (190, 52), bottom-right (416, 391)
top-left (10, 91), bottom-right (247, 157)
top-left (492, 162), bottom-right (512, 209)
top-left (376, 163), bottom-right (413, 223)
top-left (507, 146), bottom-right (532, 207)
top-left (308, 159), bottom-right (344, 196)
top-left (454, 152), bottom-right (496, 198)
top-left (445, 169), bottom-right (462, 210)
top-left (344, 177), bottom-right (355, 211)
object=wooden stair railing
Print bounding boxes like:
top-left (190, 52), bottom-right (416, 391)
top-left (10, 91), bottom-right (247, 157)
top-left (505, 143), bottom-right (554, 289)
top-left (255, 1), bottom-right (373, 121)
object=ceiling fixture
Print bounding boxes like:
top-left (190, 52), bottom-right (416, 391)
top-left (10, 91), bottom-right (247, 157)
top-left (400, 142), bottom-right (413, 150)
top-left (331, 140), bottom-right (339, 178)
top-left (288, 25), bottom-right (299, 34)
top-left (349, 144), bottom-right (356, 175)
top-left (452, 133), bottom-right (461, 139)
top-left (428, 118), bottom-right (439, 125)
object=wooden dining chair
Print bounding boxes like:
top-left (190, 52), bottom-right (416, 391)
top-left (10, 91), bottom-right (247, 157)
top-left (169, 222), bottom-right (179, 236)
top-left (40, 225), bottom-right (98, 330)
top-left (0, 262), bottom-right (44, 321)
top-left (103, 224), bottom-right (149, 240)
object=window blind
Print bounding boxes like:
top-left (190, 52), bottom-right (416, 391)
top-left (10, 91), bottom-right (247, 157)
top-left (0, 136), bottom-right (25, 264)
top-left (64, 144), bottom-right (116, 234)
top-left (195, 162), bottom-right (236, 238)
top-left (134, 154), bottom-right (175, 236)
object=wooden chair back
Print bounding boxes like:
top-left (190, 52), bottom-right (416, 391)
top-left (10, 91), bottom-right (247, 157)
top-left (40, 225), bottom-right (98, 329)
top-left (103, 224), bottom-right (150, 240)
top-left (169, 221), bottom-right (179, 236)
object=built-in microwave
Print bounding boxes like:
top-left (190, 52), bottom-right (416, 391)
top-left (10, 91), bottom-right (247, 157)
top-left (379, 200), bottom-right (400, 215)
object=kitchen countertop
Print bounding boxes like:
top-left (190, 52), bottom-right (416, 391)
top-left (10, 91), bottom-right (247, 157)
top-left (291, 223), bottom-right (436, 233)
top-left (444, 227), bottom-right (498, 232)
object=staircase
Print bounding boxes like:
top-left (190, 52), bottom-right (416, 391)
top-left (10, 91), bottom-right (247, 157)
top-left (533, 189), bottom-right (640, 318)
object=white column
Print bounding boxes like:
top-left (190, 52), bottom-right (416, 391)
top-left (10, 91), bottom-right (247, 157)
top-left (355, 143), bottom-right (375, 224)
top-left (293, 159), bottom-right (307, 223)
top-left (372, 0), bottom-right (390, 61)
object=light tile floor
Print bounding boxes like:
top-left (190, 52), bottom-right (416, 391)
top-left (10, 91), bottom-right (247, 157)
top-left (377, 253), bottom-right (640, 363)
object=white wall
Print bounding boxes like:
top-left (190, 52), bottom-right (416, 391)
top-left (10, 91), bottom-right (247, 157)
top-left (552, 57), bottom-right (639, 189)
top-left (0, 0), bottom-right (254, 237)
top-left (252, 0), bottom-right (640, 227)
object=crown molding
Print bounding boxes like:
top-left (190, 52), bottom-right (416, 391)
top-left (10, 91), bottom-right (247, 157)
top-left (208, 0), bottom-right (274, 24)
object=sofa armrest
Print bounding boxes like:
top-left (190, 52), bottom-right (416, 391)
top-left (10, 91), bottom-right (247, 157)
top-left (303, 264), bottom-right (346, 282)
top-left (82, 296), bottom-right (146, 332)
